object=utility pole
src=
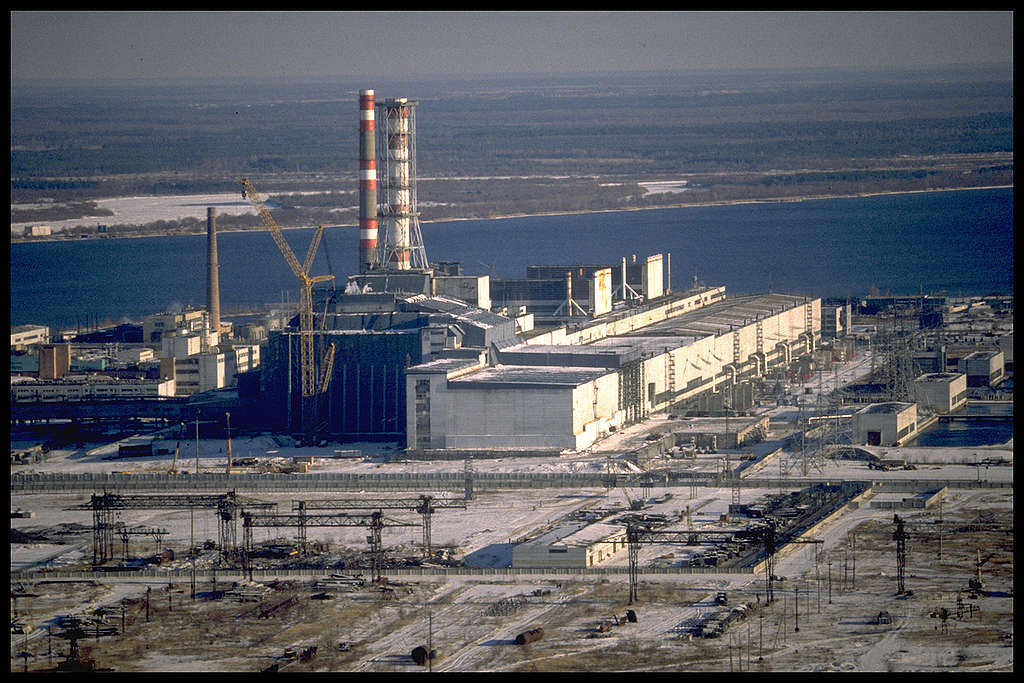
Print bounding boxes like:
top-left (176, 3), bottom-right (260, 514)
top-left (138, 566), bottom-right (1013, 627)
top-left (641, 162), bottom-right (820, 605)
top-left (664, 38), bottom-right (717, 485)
top-left (828, 557), bottom-right (833, 604)
top-left (195, 412), bottom-right (200, 475)
top-left (794, 588), bottom-right (799, 632)
top-left (758, 611), bottom-right (764, 663)
top-left (225, 412), bottom-right (232, 475)
top-left (190, 507), bottom-right (196, 600)
top-left (816, 547), bottom-right (821, 613)
top-left (851, 534), bottom-right (856, 589)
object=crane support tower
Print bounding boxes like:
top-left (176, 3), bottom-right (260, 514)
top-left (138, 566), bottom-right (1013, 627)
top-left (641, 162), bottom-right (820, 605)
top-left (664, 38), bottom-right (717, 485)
top-left (240, 178), bottom-right (334, 443)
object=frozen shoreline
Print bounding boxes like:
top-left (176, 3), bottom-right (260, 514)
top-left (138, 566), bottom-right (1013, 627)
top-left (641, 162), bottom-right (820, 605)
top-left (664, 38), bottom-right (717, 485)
top-left (10, 184), bottom-right (1013, 243)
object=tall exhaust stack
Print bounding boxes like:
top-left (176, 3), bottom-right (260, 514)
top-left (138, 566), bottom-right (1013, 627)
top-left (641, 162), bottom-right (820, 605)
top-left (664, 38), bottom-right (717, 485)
top-left (359, 89), bottom-right (378, 272)
top-left (377, 96), bottom-right (428, 270)
top-left (206, 207), bottom-right (221, 339)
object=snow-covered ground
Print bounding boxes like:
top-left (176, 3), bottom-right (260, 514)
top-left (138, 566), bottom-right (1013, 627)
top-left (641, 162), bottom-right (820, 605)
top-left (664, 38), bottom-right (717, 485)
top-left (11, 193), bottom-right (261, 235)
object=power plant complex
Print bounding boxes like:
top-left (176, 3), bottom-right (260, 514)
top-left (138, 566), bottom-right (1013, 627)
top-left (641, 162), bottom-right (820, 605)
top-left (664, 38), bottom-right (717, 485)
top-left (9, 86), bottom-right (1013, 674)
top-left (251, 89), bottom-right (822, 454)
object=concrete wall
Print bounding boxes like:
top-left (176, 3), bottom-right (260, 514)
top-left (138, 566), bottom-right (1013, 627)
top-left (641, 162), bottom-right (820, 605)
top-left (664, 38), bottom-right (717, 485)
top-left (914, 373), bottom-right (967, 413)
top-left (446, 385), bottom-right (573, 449)
top-left (958, 350), bottom-right (1005, 386)
top-left (410, 295), bottom-right (819, 452)
top-left (523, 287), bottom-right (727, 347)
top-left (570, 372), bottom-right (621, 448)
top-left (854, 403), bottom-right (917, 446)
top-left (433, 275), bottom-right (491, 310)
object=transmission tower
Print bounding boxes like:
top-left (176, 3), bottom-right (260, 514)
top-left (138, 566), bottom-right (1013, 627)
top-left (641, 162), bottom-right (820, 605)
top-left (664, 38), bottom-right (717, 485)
top-left (893, 514), bottom-right (908, 594)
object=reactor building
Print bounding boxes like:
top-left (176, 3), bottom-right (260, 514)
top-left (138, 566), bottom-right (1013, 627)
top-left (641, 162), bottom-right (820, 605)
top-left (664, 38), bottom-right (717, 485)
top-left (254, 88), bottom-right (822, 452)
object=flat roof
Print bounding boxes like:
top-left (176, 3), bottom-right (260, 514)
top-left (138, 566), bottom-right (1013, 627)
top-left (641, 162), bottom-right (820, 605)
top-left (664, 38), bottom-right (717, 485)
top-left (448, 364), bottom-right (608, 389)
top-left (916, 372), bottom-right (963, 381)
top-left (626, 292), bottom-right (812, 339)
top-left (526, 521), bottom-right (626, 548)
top-left (858, 402), bottom-right (915, 414)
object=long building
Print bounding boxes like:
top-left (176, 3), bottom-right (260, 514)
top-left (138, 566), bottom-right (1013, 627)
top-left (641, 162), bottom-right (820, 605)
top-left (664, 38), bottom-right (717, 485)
top-left (406, 289), bottom-right (819, 451)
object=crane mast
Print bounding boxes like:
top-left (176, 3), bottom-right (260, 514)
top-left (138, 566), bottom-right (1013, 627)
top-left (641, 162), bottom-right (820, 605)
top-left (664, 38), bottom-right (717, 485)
top-left (240, 178), bottom-right (334, 443)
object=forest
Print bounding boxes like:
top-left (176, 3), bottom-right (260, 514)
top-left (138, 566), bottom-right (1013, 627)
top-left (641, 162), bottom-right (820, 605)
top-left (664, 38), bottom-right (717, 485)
top-left (10, 65), bottom-right (1013, 239)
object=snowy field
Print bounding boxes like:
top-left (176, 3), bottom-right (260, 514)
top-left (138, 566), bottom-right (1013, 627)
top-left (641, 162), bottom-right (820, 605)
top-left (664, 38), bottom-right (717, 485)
top-left (11, 193), bottom-right (262, 235)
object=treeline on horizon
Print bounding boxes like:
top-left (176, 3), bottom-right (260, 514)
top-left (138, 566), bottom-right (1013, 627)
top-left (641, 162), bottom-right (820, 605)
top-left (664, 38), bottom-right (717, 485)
top-left (10, 68), bottom-right (1014, 223)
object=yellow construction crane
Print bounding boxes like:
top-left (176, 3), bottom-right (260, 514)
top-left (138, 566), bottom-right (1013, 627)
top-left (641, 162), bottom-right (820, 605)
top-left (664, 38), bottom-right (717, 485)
top-left (241, 178), bottom-right (334, 443)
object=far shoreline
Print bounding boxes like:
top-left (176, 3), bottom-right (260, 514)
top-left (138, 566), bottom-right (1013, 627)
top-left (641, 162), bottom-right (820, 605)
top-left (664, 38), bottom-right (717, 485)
top-left (9, 184), bottom-right (1013, 244)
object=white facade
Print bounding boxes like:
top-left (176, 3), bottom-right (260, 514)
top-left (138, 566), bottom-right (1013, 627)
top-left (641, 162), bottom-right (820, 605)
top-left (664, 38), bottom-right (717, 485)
top-left (407, 290), bottom-right (821, 452)
top-left (116, 347), bottom-right (155, 364)
top-left (432, 275), bottom-right (491, 310)
top-left (162, 333), bottom-right (202, 359)
top-left (10, 377), bottom-right (176, 402)
top-left (224, 344), bottom-right (261, 381)
top-left (143, 310), bottom-right (207, 344)
top-left (854, 402), bottom-right (918, 446)
top-left (958, 350), bottom-right (1005, 386)
top-left (512, 522), bottom-right (628, 568)
top-left (914, 372), bottom-right (967, 414)
top-left (10, 324), bottom-right (50, 349)
top-left (23, 225), bottom-right (52, 237)
top-left (174, 352), bottom-right (227, 396)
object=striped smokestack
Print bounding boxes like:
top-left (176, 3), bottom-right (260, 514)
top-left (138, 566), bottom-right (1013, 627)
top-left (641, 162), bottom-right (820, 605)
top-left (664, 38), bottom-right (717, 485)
top-left (359, 89), bottom-right (378, 272)
top-left (206, 207), bottom-right (221, 338)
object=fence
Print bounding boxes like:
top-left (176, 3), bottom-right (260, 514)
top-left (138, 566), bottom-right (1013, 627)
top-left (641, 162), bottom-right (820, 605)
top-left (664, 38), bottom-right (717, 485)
top-left (10, 470), bottom-right (1009, 493)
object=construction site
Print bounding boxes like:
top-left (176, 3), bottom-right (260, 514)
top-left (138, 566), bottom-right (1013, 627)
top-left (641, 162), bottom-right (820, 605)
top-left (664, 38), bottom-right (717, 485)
top-left (9, 88), bottom-right (1013, 672)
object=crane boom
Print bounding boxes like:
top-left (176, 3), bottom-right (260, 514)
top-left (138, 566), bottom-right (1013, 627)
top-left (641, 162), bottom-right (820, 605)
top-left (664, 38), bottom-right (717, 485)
top-left (240, 178), bottom-right (335, 444)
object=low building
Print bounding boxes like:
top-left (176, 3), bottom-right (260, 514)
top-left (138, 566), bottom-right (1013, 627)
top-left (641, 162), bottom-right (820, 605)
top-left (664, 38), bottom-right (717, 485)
top-left (143, 309), bottom-right (208, 344)
top-left (38, 343), bottom-right (72, 379)
top-left (957, 350), bottom-right (1005, 387)
top-left (853, 402), bottom-right (918, 447)
top-left (914, 372), bottom-right (967, 414)
top-left (512, 522), bottom-right (628, 568)
top-left (10, 324), bottom-right (50, 349)
top-left (116, 347), bottom-right (156, 365)
top-left (821, 302), bottom-right (852, 338)
top-left (162, 333), bottom-right (203, 360)
top-left (23, 225), bottom-right (52, 237)
top-left (670, 415), bottom-right (770, 450)
top-left (9, 376), bottom-right (176, 402)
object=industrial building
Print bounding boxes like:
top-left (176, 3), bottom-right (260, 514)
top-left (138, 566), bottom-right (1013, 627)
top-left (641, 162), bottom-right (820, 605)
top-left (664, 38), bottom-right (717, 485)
top-left (405, 291), bottom-right (817, 452)
top-left (236, 88), bottom-right (825, 452)
top-left (914, 372), bottom-right (968, 414)
top-left (957, 350), bottom-right (1005, 387)
top-left (511, 521), bottom-right (628, 568)
top-left (853, 401), bottom-right (918, 446)
top-left (10, 324), bottom-right (50, 349)
top-left (9, 375), bottom-right (176, 402)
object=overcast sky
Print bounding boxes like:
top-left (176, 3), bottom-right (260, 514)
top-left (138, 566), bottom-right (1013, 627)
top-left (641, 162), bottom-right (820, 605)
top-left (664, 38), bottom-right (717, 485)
top-left (10, 11), bottom-right (1014, 86)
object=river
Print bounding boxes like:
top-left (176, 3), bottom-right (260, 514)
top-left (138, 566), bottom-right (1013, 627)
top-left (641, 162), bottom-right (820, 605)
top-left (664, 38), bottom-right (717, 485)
top-left (9, 187), bottom-right (1013, 330)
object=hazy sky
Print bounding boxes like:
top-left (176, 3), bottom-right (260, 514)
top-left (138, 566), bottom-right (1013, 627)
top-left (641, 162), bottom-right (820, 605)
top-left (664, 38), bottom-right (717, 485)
top-left (10, 11), bottom-right (1014, 86)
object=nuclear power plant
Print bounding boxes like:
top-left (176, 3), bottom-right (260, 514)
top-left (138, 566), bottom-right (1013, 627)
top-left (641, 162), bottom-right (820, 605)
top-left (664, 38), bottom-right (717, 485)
top-left (245, 89), bottom-right (825, 453)
top-left (9, 86), bottom-right (1013, 674)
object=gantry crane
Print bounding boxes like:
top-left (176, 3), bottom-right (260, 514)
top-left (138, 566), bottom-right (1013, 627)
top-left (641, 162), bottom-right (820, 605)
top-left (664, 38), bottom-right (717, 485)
top-left (625, 520), bottom-right (821, 605)
top-left (241, 510), bottom-right (418, 583)
top-left (240, 178), bottom-right (334, 444)
top-left (292, 495), bottom-right (466, 559)
top-left (82, 491), bottom-right (275, 566)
